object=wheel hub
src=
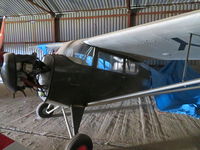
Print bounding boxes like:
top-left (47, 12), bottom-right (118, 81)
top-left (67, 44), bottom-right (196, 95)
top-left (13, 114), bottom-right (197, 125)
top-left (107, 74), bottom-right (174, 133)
top-left (77, 145), bottom-right (88, 150)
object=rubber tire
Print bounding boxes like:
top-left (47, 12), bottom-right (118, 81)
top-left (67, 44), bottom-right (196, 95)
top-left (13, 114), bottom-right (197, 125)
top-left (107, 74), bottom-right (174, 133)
top-left (36, 103), bottom-right (54, 119)
top-left (66, 134), bottom-right (93, 150)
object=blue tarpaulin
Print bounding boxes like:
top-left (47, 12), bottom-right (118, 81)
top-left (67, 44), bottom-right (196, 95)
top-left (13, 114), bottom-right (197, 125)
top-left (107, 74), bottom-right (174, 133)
top-left (37, 44), bottom-right (48, 55)
top-left (147, 61), bottom-right (200, 119)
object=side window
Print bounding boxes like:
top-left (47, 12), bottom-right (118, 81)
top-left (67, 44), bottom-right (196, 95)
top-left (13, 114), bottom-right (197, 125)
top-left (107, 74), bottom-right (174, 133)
top-left (125, 59), bottom-right (139, 74)
top-left (97, 51), bottom-right (124, 73)
top-left (73, 46), bottom-right (95, 66)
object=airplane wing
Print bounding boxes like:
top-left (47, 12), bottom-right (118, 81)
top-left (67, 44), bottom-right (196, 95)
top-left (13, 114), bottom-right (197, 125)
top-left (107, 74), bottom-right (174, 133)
top-left (84, 10), bottom-right (200, 60)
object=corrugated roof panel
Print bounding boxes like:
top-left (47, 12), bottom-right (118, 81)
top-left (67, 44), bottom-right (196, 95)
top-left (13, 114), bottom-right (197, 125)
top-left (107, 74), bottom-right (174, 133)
top-left (0, 0), bottom-right (45, 16)
top-left (33, 0), bottom-right (126, 13)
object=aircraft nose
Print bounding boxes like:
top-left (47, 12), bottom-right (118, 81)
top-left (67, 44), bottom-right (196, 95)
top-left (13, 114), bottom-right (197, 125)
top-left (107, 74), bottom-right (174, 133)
top-left (1, 53), bottom-right (20, 92)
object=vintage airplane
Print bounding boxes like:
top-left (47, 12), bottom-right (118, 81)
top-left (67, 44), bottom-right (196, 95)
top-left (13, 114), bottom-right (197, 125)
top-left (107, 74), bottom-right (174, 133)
top-left (1, 10), bottom-right (200, 150)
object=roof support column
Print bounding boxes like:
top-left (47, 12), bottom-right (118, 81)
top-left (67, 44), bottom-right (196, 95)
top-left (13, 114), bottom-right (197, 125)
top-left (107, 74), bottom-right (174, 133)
top-left (132, 10), bottom-right (137, 26)
top-left (126, 0), bottom-right (132, 27)
top-left (52, 16), bottom-right (59, 42)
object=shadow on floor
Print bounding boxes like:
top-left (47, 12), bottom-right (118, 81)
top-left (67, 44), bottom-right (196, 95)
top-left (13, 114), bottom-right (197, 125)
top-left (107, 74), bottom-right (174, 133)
top-left (107, 135), bottom-right (200, 150)
top-left (51, 104), bottom-right (150, 118)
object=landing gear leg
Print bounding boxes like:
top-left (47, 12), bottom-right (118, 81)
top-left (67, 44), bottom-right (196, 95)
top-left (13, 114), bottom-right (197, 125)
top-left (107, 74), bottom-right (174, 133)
top-left (62, 106), bottom-right (93, 150)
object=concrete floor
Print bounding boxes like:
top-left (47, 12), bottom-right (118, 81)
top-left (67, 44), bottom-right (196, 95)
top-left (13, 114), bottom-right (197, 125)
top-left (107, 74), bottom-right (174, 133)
top-left (0, 84), bottom-right (200, 150)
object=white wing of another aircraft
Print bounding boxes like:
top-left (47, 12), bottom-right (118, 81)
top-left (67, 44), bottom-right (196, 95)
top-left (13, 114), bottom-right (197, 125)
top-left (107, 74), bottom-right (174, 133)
top-left (84, 10), bottom-right (200, 60)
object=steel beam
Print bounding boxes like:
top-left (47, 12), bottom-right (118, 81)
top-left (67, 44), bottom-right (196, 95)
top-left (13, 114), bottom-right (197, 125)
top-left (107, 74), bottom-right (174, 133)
top-left (41, 0), bottom-right (55, 17)
top-left (136, 10), bottom-right (196, 15)
top-left (132, 2), bottom-right (200, 8)
top-left (26, 0), bottom-right (54, 17)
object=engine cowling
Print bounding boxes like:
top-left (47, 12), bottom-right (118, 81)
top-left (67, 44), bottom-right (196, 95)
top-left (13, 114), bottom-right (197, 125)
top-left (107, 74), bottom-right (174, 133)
top-left (1, 53), bottom-right (49, 93)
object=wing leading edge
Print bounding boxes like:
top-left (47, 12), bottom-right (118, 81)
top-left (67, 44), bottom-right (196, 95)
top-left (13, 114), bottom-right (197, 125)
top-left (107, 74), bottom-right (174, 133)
top-left (84, 10), bottom-right (200, 60)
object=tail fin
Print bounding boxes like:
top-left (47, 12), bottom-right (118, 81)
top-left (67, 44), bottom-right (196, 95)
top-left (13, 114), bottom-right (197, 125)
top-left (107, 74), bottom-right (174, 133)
top-left (0, 16), bottom-right (5, 65)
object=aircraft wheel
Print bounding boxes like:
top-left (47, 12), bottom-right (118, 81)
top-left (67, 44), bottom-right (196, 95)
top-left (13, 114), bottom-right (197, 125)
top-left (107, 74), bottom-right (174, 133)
top-left (36, 102), bottom-right (54, 119)
top-left (66, 134), bottom-right (93, 150)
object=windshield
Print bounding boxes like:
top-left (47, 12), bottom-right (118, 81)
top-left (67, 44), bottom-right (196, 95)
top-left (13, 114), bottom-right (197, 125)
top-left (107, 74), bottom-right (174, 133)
top-left (59, 40), bottom-right (95, 66)
top-left (73, 46), bottom-right (95, 66)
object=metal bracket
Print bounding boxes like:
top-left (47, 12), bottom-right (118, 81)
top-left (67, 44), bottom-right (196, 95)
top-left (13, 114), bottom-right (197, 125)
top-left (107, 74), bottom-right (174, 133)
top-left (46, 105), bottom-right (59, 114)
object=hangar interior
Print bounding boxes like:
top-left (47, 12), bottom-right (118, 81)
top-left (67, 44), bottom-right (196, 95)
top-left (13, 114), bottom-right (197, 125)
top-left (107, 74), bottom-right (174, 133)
top-left (0, 0), bottom-right (200, 150)
top-left (2, 0), bottom-right (200, 59)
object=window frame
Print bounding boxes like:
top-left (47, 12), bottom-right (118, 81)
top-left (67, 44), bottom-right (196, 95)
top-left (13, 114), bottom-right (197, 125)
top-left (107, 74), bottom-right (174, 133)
top-left (71, 46), bottom-right (96, 67)
top-left (124, 58), bottom-right (139, 75)
top-left (94, 49), bottom-right (139, 75)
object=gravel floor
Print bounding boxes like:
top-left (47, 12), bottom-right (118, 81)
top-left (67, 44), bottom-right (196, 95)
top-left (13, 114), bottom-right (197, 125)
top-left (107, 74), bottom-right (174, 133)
top-left (0, 84), bottom-right (200, 150)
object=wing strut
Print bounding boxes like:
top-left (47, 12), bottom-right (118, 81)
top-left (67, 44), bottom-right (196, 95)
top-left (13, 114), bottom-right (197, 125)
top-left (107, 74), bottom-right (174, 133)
top-left (87, 78), bottom-right (200, 107)
top-left (182, 33), bottom-right (200, 81)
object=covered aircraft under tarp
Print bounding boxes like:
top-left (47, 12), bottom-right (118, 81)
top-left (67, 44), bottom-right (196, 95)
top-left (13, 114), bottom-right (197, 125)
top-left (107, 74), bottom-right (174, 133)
top-left (142, 61), bottom-right (200, 118)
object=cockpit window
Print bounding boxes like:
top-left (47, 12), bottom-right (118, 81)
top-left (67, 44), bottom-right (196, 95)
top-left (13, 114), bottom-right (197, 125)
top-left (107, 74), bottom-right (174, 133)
top-left (65, 41), bottom-right (95, 66)
top-left (97, 51), bottom-right (124, 73)
top-left (125, 59), bottom-right (139, 74)
top-left (74, 46), bottom-right (95, 66)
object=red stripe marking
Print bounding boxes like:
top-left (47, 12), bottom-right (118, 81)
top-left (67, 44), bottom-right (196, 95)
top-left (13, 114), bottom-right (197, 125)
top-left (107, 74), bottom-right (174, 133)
top-left (0, 133), bottom-right (15, 149)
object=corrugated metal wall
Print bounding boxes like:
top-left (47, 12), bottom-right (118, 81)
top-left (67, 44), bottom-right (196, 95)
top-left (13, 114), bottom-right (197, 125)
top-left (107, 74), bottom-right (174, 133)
top-left (4, 15), bottom-right (54, 59)
top-left (5, 15), bottom-right (53, 43)
top-left (4, 9), bottom-right (129, 58)
top-left (59, 9), bottom-right (128, 41)
top-left (4, 44), bottom-right (44, 59)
